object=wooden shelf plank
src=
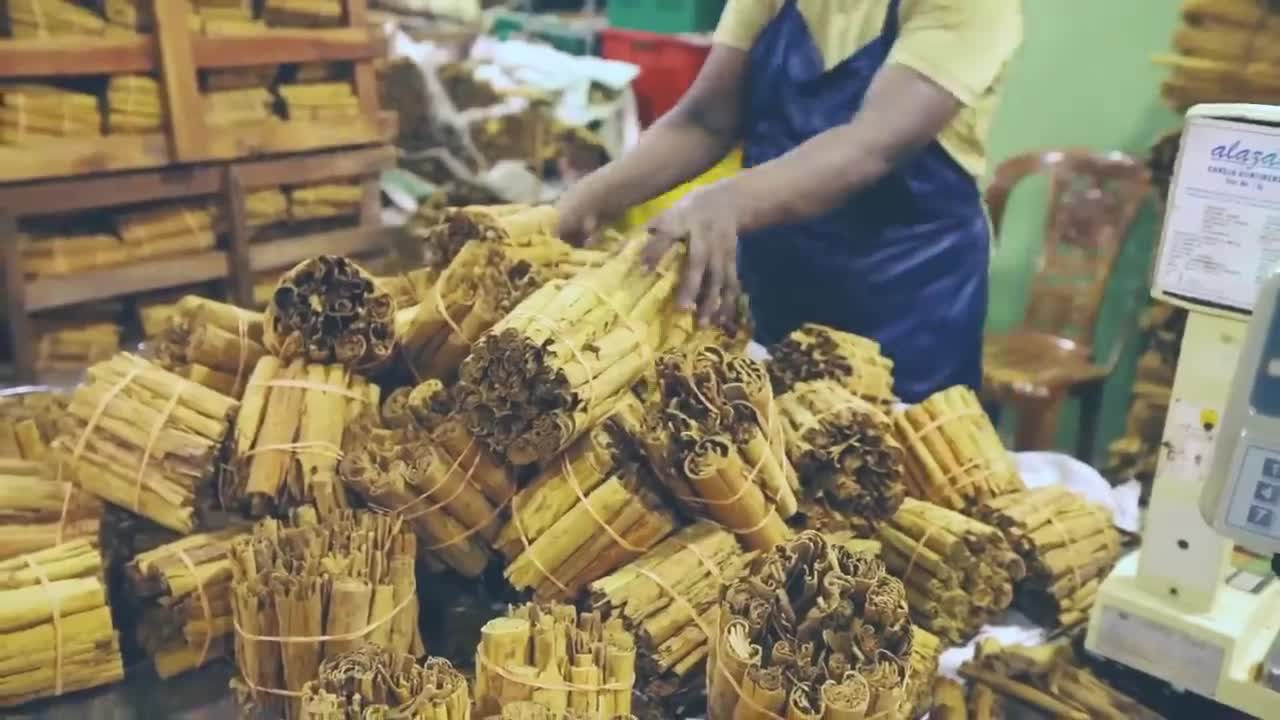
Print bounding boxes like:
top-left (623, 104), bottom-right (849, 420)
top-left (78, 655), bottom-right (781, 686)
top-left (0, 133), bottom-right (172, 185)
top-left (0, 36), bottom-right (155, 78)
top-left (235, 145), bottom-right (395, 189)
top-left (0, 164), bottom-right (223, 215)
top-left (26, 251), bottom-right (230, 312)
top-left (249, 225), bottom-right (397, 273)
top-left (193, 28), bottom-right (377, 68)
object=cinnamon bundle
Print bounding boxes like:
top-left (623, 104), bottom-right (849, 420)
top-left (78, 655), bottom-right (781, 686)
top-left (151, 295), bottom-right (267, 398)
top-left (0, 541), bottom-right (125, 708)
top-left (301, 647), bottom-right (471, 719)
top-left (475, 602), bottom-right (636, 719)
top-left (340, 380), bottom-right (515, 578)
top-left (977, 487), bottom-right (1123, 630)
top-left (710, 531), bottom-right (915, 720)
top-left (409, 204), bottom-right (560, 269)
top-left (126, 527), bottom-right (247, 678)
top-left (779, 380), bottom-right (906, 536)
top-left (264, 256), bottom-right (398, 370)
top-left (768, 324), bottom-right (898, 407)
top-left (639, 344), bottom-right (797, 551)
top-left (0, 457), bottom-right (101, 561)
top-left (0, 391), bottom-right (65, 462)
top-left (589, 522), bottom-right (754, 709)
top-left (229, 509), bottom-right (423, 720)
top-left (497, 400), bottom-right (679, 600)
top-left (52, 353), bottom-right (238, 534)
top-left (225, 355), bottom-right (379, 518)
top-left (877, 498), bottom-right (1024, 644)
top-left (893, 386), bottom-right (1023, 512)
top-left (897, 628), bottom-right (942, 720)
top-left (457, 238), bottom-right (692, 465)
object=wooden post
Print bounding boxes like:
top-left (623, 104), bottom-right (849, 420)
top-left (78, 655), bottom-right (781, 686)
top-left (154, 0), bottom-right (209, 161)
top-left (0, 211), bottom-right (36, 383)
top-left (346, 0), bottom-right (381, 121)
top-left (223, 166), bottom-right (255, 308)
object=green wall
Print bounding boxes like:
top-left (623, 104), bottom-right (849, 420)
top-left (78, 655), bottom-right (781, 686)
top-left (984, 0), bottom-right (1182, 460)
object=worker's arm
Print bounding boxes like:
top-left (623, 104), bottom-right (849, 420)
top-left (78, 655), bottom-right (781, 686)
top-left (555, 45), bottom-right (748, 244)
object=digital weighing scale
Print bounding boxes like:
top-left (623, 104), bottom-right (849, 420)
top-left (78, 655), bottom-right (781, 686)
top-left (1085, 104), bottom-right (1280, 718)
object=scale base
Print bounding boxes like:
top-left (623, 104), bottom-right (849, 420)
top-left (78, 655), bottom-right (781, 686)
top-left (1086, 552), bottom-right (1280, 718)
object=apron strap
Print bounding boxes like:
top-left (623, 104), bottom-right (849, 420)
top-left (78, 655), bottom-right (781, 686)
top-left (882, 0), bottom-right (903, 41)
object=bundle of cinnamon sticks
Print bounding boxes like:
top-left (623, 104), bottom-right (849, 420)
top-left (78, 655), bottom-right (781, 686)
top-left (409, 204), bottom-right (560, 269)
top-left (151, 295), bottom-right (267, 398)
top-left (457, 237), bottom-right (691, 465)
top-left (265, 256), bottom-right (398, 370)
top-left (977, 486), bottom-right (1123, 630)
top-left (52, 353), bottom-right (239, 534)
top-left (897, 627), bottom-right (942, 720)
top-left (0, 391), bottom-right (64, 461)
top-left (475, 601), bottom-right (637, 719)
top-left (0, 457), bottom-right (101, 560)
top-left (710, 531), bottom-right (915, 720)
top-left (0, 541), bottom-right (125, 708)
top-left (229, 508), bottom-right (423, 720)
top-left (126, 527), bottom-right (247, 678)
top-left (877, 498), bottom-right (1024, 644)
top-left (497, 399), bottom-right (679, 600)
top-left (301, 646), bottom-right (471, 719)
top-left (956, 638), bottom-right (1165, 720)
top-left (639, 344), bottom-right (796, 551)
top-left (768, 324), bottom-right (898, 407)
top-left (341, 380), bottom-right (515, 578)
top-left (893, 386), bottom-right (1023, 512)
top-left (779, 379), bottom-right (906, 536)
top-left (589, 522), bottom-right (754, 709)
top-left (225, 356), bottom-right (379, 518)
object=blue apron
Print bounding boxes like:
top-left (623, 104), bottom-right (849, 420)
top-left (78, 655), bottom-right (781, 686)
top-left (739, 0), bottom-right (989, 403)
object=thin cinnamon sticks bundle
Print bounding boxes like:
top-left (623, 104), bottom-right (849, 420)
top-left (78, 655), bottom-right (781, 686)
top-left (639, 344), bottom-right (796, 551)
top-left (898, 628), bottom-right (942, 720)
top-left (225, 355), bottom-right (379, 518)
top-left (264, 256), bottom-right (398, 370)
top-left (126, 527), bottom-right (248, 679)
top-left (409, 204), bottom-right (560, 268)
top-left (768, 323), bottom-right (898, 407)
top-left (52, 353), bottom-right (238, 534)
top-left (877, 498), bottom-right (1024, 644)
top-left (710, 531), bottom-right (915, 720)
top-left (497, 399), bottom-right (680, 600)
top-left (977, 487), bottom-right (1123, 630)
top-left (151, 295), bottom-right (266, 398)
top-left (779, 380), bottom-right (906, 536)
top-left (0, 457), bottom-right (101, 561)
top-left (341, 380), bottom-right (515, 578)
top-left (0, 541), bottom-right (125, 708)
top-left (0, 390), bottom-right (66, 461)
top-left (300, 647), bottom-right (471, 719)
top-left (229, 509), bottom-right (424, 720)
top-left (456, 238), bottom-right (692, 465)
top-left (893, 386), bottom-right (1023, 512)
top-left (589, 522), bottom-right (754, 710)
top-left (475, 601), bottom-right (637, 719)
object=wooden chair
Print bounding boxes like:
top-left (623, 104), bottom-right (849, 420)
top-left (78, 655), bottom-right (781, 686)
top-left (983, 149), bottom-right (1152, 460)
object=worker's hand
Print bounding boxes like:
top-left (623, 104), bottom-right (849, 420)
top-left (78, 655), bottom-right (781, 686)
top-left (555, 180), bottom-right (608, 248)
top-left (642, 181), bottom-right (742, 328)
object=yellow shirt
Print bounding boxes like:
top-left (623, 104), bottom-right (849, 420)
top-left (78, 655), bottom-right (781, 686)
top-left (714, 0), bottom-right (1023, 177)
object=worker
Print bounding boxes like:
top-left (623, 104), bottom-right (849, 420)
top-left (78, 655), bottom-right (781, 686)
top-left (556, 0), bottom-right (1023, 402)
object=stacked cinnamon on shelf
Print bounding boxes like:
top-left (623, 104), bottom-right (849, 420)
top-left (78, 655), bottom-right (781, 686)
top-left (0, 84), bottom-right (102, 147)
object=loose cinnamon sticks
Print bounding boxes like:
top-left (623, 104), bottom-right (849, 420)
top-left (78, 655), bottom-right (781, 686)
top-left (768, 323), bottom-right (898, 407)
top-left (264, 256), bottom-right (398, 370)
top-left (639, 344), bottom-right (796, 550)
top-left (710, 531), bottom-right (915, 720)
top-left (589, 522), bottom-right (753, 709)
top-left (456, 238), bottom-right (691, 465)
top-left (126, 527), bottom-right (248, 678)
top-left (779, 380), bottom-right (906, 536)
top-left (878, 498), bottom-right (1024, 644)
top-left (0, 541), bottom-right (125, 707)
top-left (893, 386), bottom-right (1023, 512)
top-left (52, 353), bottom-right (238, 534)
top-left (475, 602), bottom-right (636, 719)
top-left (977, 487), bottom-right (1123, 630)
top-left (229, 509), bottom-right (423, 720)
top-left (300, 647), bottom-right (471, 719)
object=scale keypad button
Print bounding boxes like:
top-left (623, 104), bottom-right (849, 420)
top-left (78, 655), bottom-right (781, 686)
top-left (1258, 482), bottom-right (1280, 505)
top-left (1247, 505), bottom-right (1275, 528)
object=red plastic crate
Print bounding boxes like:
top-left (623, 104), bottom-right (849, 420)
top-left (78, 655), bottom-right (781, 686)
top-left (599, 27), bottom-right (712, 127)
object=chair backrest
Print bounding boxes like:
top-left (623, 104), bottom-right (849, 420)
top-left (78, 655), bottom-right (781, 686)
top-left (986, 149), bottom-right (1151, 348)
